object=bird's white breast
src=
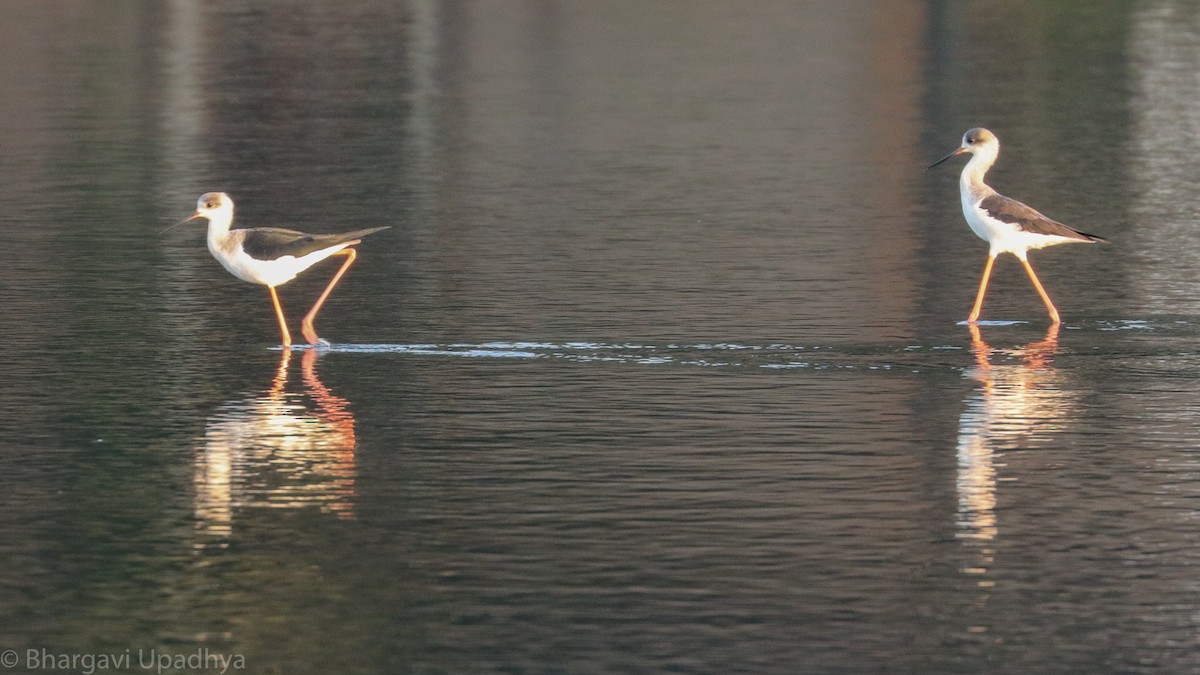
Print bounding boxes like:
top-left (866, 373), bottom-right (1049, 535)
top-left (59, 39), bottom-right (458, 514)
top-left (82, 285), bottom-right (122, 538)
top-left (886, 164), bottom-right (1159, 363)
top-left (208, 238), bottom-right (349, 288)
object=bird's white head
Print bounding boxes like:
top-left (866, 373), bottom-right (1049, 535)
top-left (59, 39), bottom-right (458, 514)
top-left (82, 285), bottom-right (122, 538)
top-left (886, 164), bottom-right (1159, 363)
top-left (163, 192), bottom-right (235, 234)
top-left (928, 127), bottom-right (1000, 169)
top-left (191, 192), bottom-right (234, 224)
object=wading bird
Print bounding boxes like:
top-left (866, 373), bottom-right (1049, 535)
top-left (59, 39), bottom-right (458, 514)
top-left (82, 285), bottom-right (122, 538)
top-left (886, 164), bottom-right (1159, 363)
top-left (928, 128), bottom-right (1107, 324)
top-left (167, 192), bottom-right (388, 347)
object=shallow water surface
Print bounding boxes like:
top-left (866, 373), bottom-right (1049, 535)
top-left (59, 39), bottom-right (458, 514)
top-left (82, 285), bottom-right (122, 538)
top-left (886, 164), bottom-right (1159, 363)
top-left (1, 2), bottom-right (1199, 673)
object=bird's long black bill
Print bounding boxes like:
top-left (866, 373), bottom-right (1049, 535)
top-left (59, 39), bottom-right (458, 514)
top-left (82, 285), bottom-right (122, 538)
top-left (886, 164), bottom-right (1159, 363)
top-left (161, 213), bottom-right (202, 235)
top-left (927, 148), bottom-right (965, 170)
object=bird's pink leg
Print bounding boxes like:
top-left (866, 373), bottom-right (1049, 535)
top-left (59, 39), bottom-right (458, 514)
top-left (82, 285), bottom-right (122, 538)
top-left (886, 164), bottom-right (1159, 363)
top-left (967, 322), bottom-right (991, 372)
top-left (268, 285), bottom-right (292, 347)
top-left (301, 248), bottom-right (357, 345)
top-left (967, 254), bottom-right (996, 323)
top-left (1020, 257), bottom-right (1061, 324)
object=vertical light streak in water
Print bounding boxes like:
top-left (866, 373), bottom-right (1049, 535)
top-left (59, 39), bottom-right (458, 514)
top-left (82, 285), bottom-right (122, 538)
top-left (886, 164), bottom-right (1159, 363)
top-left (157, 0), bottom-right (214, 348)
top-left (160, 0), bottom-right (207, 192)
top-left (407, 0), bottom-right (440, 187)
top-left (1129, 3), bottom-right (1200, 312)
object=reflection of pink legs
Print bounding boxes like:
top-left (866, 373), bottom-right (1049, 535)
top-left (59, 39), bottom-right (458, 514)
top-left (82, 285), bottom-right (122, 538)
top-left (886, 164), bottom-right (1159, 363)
top-left (1023, 323), bottom-right (1060, 369)
top-left (270, 349), bottom-right (292, 396)
top-left (968, 323), bottom-right (1060, 372)
top-left (302, 249), bottom-right (357, 345)
top-left (967, 323), bottom-right (990, 372)
top-left (301, 348), bottom-right (357, 518)
top-left (301, 348), bottom-right (357, 445)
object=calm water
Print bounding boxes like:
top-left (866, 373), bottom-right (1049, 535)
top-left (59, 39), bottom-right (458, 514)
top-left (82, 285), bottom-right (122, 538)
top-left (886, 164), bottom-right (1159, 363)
top-left (3, 1), bottom-right (1200, 673)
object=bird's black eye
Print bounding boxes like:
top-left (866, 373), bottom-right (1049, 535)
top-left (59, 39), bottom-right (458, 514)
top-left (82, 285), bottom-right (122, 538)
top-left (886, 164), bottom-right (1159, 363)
top-left (966, 137), bottom-right (976, 144)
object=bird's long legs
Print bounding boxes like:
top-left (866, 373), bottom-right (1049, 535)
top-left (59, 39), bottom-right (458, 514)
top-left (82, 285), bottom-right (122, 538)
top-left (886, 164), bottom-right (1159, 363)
top-left (967, 253), bottom-right (1062, 325)
top-left (1020, 257), bottom-right (1061, 325)
top-left (301, 248), bottom-right (357, 345)
top-left (967, 255), bottom-right (996, 323)
top-left (268, 285), bottom-right (292, 347)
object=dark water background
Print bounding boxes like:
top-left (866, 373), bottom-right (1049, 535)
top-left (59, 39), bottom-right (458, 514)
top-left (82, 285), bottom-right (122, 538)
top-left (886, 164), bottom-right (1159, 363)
top-left (3, 1), bottom-right (1200, 673)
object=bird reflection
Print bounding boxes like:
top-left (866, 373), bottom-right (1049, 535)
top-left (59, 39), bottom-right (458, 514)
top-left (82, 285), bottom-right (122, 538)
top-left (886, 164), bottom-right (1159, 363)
top-left (955, 323), bottom-right (1075, 593)
top-left (194, 348), bottom-right (357, 550)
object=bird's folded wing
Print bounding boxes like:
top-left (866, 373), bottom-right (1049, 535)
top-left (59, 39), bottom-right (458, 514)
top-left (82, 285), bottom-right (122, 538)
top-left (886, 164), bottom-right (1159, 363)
top-left (240, 226), bottom-right (388, 260)
top-left (979, 194), bottom-right (1105, 242)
